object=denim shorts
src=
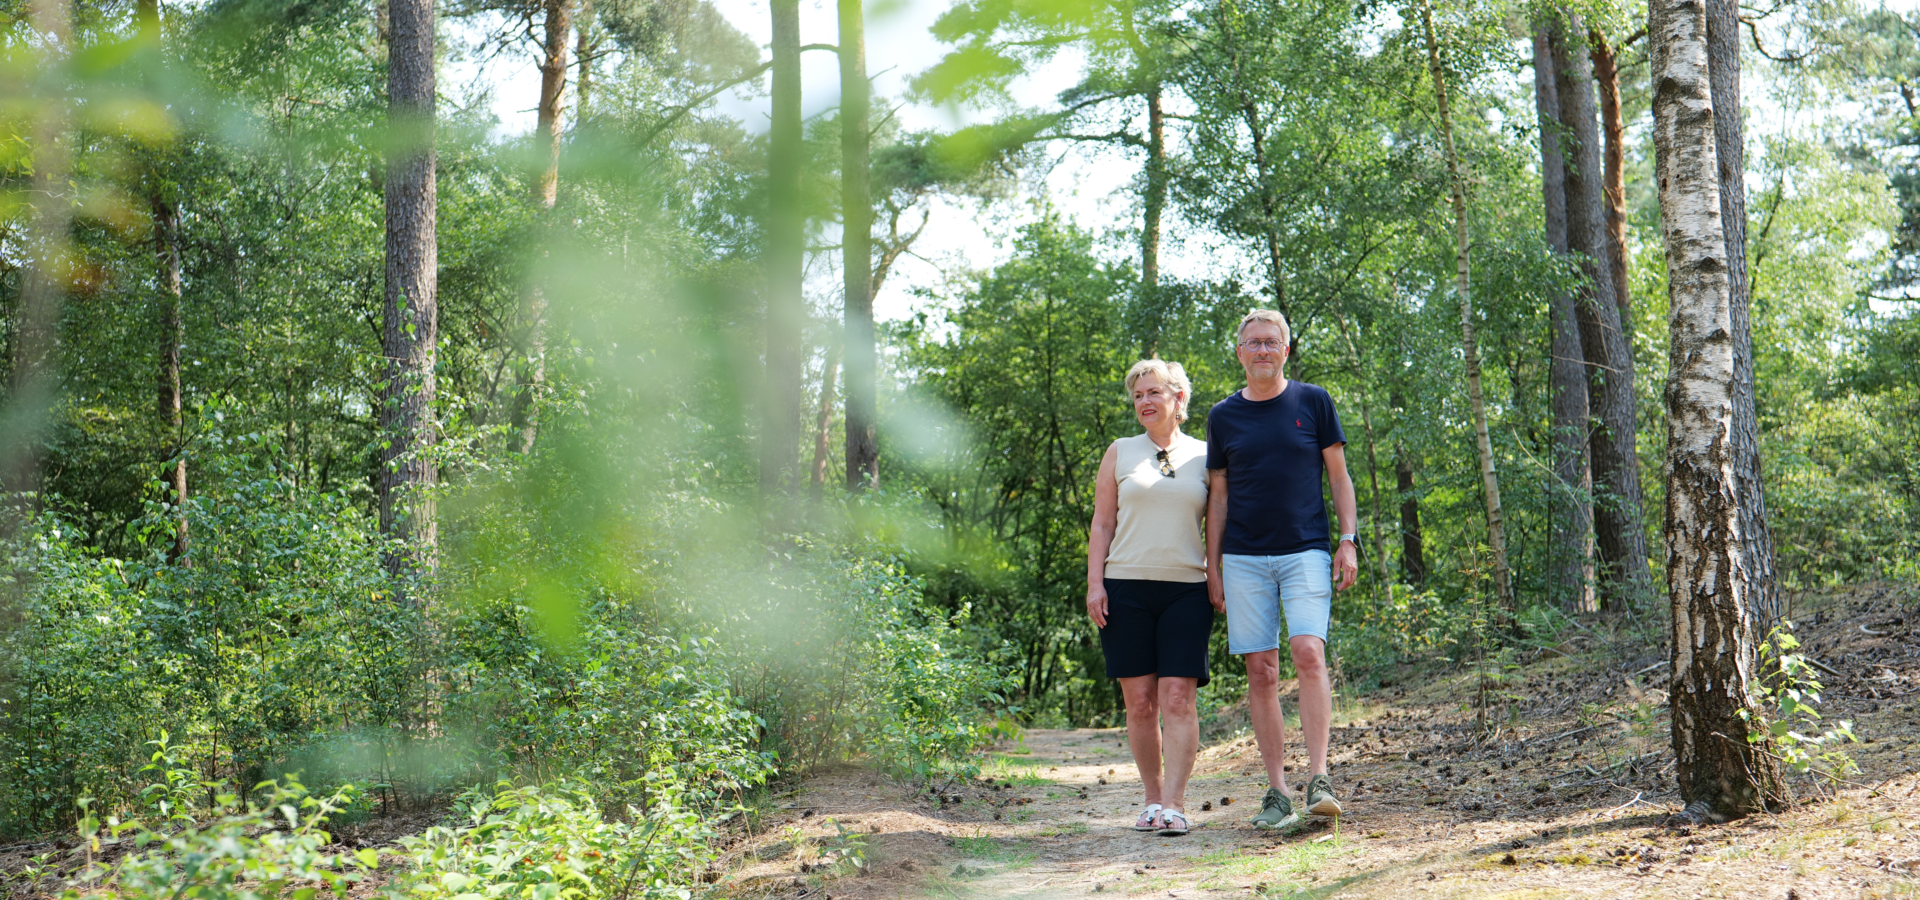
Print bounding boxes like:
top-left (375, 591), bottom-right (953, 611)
top-left (1221, 550), bottom-right (1333, 653)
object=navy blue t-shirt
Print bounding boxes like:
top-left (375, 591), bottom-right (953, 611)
top-left (1205, 382), bottom-right (1347, 556)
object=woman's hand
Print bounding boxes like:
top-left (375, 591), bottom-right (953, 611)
top-left (1206, 571), bottom-right (1225, 613)
top-left (1087, 583), bottom-right (1110, 628)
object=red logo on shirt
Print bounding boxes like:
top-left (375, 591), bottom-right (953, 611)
top-left (1296, 419), bottom-right (1303, 428)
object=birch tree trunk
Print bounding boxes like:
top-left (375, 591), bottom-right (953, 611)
top-left (1536, 23), bottom-right (1594, 614)
top-left (1649, 0), bottom-right (1785, 818)
top-left (381, 0), bottom-right (439, 580)
top-left (136, 0), bottom-right (189, 563)
top-left (841, 0), bottom-right (878, 492)
top-left (1419, 0), bottom-right (1512, 615)
top-left (1555, 12), bottom-right (1654, 609)
top-left (154, 188), bottom-right (189, 563)
top-left (1142, 84), bottom-right (1167, 293)
top-left (810, 347), bottom-right (839, 501)
top-left (1705, 0), bottom-right (1781, 631)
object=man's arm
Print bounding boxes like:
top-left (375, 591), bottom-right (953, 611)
top-left (1323, 443), bottom-right (1359, 591)
top-left (1206, 468), bottom-right (1228, 612)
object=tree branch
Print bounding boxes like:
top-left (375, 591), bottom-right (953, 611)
top-left (639, 62), bottom-right (773, 147)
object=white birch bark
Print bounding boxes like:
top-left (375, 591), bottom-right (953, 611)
top-left (1649, 0), bottom-right (1783, 818)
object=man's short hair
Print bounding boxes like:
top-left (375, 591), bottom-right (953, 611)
top-left (1237, 308), bottom-right (1291, 349)
top-left (1125, 358), bottom-right (1192, 422)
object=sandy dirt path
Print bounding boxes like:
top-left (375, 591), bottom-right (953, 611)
top-left (720, 584), bottom-right (1920, 900)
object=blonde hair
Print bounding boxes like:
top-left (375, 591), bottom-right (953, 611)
top-left (1125, 358), bottom-right (1192, 422)
top-left (1236, 308), bottom-right (1292, 350)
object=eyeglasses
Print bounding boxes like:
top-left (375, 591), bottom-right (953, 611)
top-left (1239, 338), bottom-right (1285, 352)
top-left (1156, 449), bottom-right (1176, 478)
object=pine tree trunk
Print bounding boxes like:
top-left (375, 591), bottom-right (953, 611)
top-left (841, 0), bottom-right (877, 492)
top-left (1590, 28), bottom-right (1634, 333)
top-left (1142, 83), bottom-right (1166, 292)
top-left (1536, 22), bottom-right (1594, 614)
top-left (381, 0), bottom-right (438, 580)
top-left (1555, 12), bottom-right (1654, 610)
top-left (519, 0), bottom-right (571, 455)
top-left (1705, 0), bottom-right (1780, 631)
top-left (1419, 0), bottom-right (1512, 615)
top-left (763, 0), bottom-right (805, 501)
top-left (1649, 0), bottom-right (1785, 819)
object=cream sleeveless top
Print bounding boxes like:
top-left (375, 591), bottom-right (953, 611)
top-left (1105, 431), bottom-right (1209, 583)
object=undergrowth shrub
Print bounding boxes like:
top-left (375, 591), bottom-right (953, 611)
top-left (390, 783), bottom-right (710, 900)
top-left (722, 551), bottom-right (1013, 780)
top-left (58, 777), bottom-right (374, 900)
top-left (0, 477), bottom-right (412, 835)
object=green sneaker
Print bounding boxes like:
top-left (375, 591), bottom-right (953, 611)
top-left (1306, 774), bottom-right (1342, 818)
top-left (1250, 787), bottom-right (1299, 830)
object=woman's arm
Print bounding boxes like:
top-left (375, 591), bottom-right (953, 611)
top-left (1086, 443), bottom-right (1120, 627)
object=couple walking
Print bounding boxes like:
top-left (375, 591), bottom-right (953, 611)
top-left (1086, 309), bottom-right (1360, 837)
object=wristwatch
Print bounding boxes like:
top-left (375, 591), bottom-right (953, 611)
top-left (1339, 534), bottom-right (1357, 545)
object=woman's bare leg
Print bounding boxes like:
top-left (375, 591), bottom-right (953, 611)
top-left (1156, 676), bottom-right (1200, 813)
top-left (1120, 674), bottom-right (1163, 805)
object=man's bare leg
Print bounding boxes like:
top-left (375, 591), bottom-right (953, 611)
top-left (1119, 674), bottom-right (1164, 806)
top-left (1242, 650), bottom-right (1291, 793)
top-left (1289, 636), bottom-right (1331, 775)
top-left (1156, 677), bottom-right (1200, 813)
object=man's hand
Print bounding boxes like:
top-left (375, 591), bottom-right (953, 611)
top-left (1333, 540), bottom-right (1359, 591)
top-left (1087, 584), bottom-right (1110, 628)
top-left (1206, 571), bottom-right (1226, 613)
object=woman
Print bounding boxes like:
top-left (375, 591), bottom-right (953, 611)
top-left (1086, 359), bottom-right (1214, 836)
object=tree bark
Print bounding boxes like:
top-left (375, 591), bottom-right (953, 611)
top-left (1649, 0), bottom-right (1785, 818)
top-left (841, 0), bottom-right (877, 492)
top-left (1590, 28), bottom-right (1634, 332)
top-left (381, 0), bottom-right (438, 581)
top-left (810, 346), bottom-right (839, 501)
top-left (154, 190), bottom-right (189, 563)
top-left (137, 0), bottom-right (188, 563)
top-left (575, 0), bottom-right (597, 123)
top-left (1555, 12), bottom-right (1654, 610)
top-left (1393, 434), bottom-right (1426, 585)
top-left (1142, 83), bottom-right (1166, 292)
top-left (4, 0), bottom-right (71, 500)
top-left (1332, 313), bottom-right (1390, 589)
top-left (762, 0), bottom-right (805, 501)
top-left (1705, 0), bottom-right (1780, 631)
top-left (1419, 0), bottom-right (1512, 615)
top-left (1536, 22), bottom-right (1594, 614)
top-left (519, 0), bottom-right (571, 455)
top-left (1215, 8), bottom-right (1288, 315)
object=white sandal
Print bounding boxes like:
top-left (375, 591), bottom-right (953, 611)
top-left (1133, 803), bottom-right (1164, 831)
top-left (1157, 808), bottom-right (1191, 836)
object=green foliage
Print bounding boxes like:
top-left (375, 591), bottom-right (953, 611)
top-left (391, 784), bottom-right (710, 900)
top-left (62, 778), bottom-right (374, 900)
top-left (0, 475), bottom-right (414, 835)
top-left (1744, 623), bottom-right (1861, 788)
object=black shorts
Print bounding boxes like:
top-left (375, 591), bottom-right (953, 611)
top-left (1098, 578), bottom-right (1214, 688)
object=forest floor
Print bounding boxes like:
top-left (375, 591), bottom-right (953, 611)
top-left (716, 581), bottom-right (1920, 900)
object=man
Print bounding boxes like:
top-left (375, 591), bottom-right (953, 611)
top-left (1205, 308), bottom-right (1360, 829)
